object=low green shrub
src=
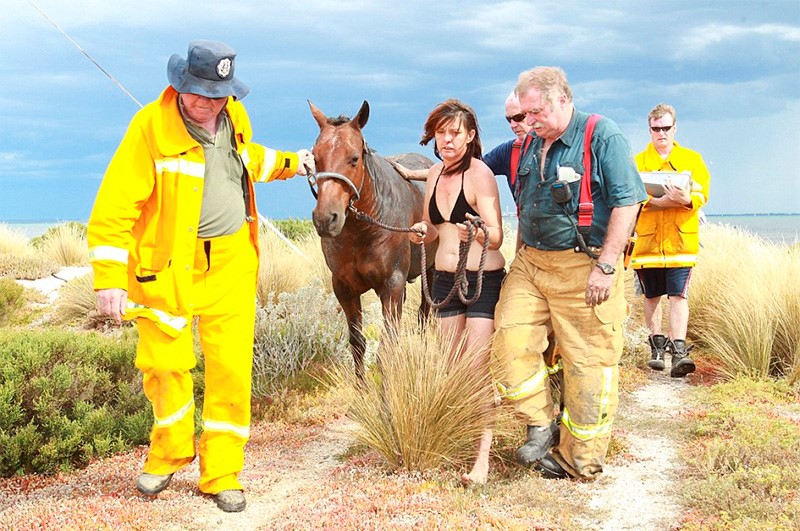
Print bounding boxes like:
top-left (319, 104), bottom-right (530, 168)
top-left (269, 218), bottom-right (315, 241)
top-left (680, 377), bottom-right (800, 529)
top-left (0, 327), bottom-right (150, 476)
top-left (0, 277), bottom-right (25, 325)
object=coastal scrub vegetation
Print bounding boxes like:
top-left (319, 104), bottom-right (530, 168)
top-left (0, 327), bottom-right (150, 476)
top-left (1, 219), bottom-right (798, 529)
top-left (680, 377), bottom-right (800, 529)
top-left (0, 224), bottom-right (60, 280)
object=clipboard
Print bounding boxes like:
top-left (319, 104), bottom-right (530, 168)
top-left (638, 171), bottom-right (693, 198)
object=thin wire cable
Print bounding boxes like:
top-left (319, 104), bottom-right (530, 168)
top-left (27, 0), bottom-right (143, 108)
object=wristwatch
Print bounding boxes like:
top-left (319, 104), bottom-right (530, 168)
top-left (595, 262), bottom-right (616, 275)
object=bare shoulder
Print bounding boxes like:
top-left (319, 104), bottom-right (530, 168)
top-left (427, 163), bottom-right (443, 180)
top-left (467, 158), bottom-right (498, 189)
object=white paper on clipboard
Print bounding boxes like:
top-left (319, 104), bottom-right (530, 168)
top-left (638, 171), bottom-right (693, 197)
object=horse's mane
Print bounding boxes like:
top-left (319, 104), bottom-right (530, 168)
top-left (328, 115), bottom-right (350, 126)
top-left (363, 145), bottom-right (425, 226)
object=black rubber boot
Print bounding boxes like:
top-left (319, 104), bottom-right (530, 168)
top-left (534, 450), bottom-right (572, 479)
top-left (647, 334), bottom-right (668, 371)
top-left (670, 339), bottom-right (696, 377)
top-left (515, 420), bottom-right (560, 466)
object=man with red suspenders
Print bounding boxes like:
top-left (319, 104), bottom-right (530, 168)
top-left (493, 67), bottom-right (646, 480)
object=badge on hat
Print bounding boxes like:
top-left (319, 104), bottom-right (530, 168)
top-left (217, 58), bottom-right (231, 79)
top-left (167, 40), bottom-right (250, 100)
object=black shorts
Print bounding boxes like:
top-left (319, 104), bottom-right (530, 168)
top-left (636, 267), bottom-right (693, 298)
top-left (432, 268), bottom-right (505, 319)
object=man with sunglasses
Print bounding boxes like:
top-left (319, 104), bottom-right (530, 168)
top-left (482, 92), bottom-right (532, 228)
top-left (630, 103), bottom-right (711, 377)
top-left (393, 91), bottom-right (532, 212)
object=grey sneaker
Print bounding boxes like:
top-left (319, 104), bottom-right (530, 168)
top-left (136, 473), bottom-right (173, 495)
top-left (214, 489), bottom-right (246, 512)
top-left (515, 420), bottom-right (560, 466)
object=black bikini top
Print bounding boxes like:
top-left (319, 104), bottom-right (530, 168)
top-left (428, 169), bottom-right (479, 225)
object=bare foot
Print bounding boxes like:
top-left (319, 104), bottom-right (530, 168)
top-left (460, 467), bottom-right (487, 486)
top-left (460, 429), bottom-right (492, 486)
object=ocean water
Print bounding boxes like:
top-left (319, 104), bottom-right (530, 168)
top-left (704, 214), bottom-right (799, 245)
top-left (3, 215), bottom-right (799, 244)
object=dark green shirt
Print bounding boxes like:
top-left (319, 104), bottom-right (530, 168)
top-left (516, 110), bottom-right (646, 250)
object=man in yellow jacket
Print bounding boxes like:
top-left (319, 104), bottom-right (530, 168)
top-left (630, 103), bottom-right (711, 377)
top-left (87, 40), bottom-right (315, 512)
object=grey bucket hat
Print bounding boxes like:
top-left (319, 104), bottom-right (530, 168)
top-left (167, 40), bottom-right (250, 100)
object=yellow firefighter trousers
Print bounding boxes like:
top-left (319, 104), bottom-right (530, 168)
top-left (135, 223), bottom-right (258, 494)
top-left (493, 246), bottom-right (626, 479)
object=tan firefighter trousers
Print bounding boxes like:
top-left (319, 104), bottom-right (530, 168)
top-left (493, 245), bottom-right (626, 479)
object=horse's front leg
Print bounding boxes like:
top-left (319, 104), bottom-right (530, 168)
top-left (333, 281), bottom-right (365, 380)
top-left (379, 272), bottom-right (407, 336)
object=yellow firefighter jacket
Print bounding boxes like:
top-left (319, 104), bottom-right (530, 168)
top-left (88, 86), bottom-right (299, 335)
top-left (630, 141), bottom-right (710, 269)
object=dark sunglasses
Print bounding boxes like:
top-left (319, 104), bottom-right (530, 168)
top-left (650, 125), bottom-right (674, 133)
top-left (506, 113), bottom-right (526, 124)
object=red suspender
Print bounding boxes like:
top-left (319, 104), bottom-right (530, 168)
top-left (510, 135), bottom-right (533, 188)
top-left (577, 114), bottom-right (601, 236)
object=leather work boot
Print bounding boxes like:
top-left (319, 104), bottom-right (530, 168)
top-left (647, 334), bottom-right (668, 371)
top-left (515, 420), bottom-right (560, 466)
top-left (534, 450), bottom-right (571, 479)
top-left (136, 472), bottom-right (173, 495)
top-left (214, 489), bottom-right (246, 512)
top-left (670, 339), bottom-right (696, 378)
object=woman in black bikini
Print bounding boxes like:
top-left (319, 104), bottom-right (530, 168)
top-left (409, 99), bottom-right (506, 485)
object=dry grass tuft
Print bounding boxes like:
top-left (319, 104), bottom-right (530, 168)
top-left (256, 224), bottom-right (330, 305)
top-left (37, 222), bottom-right (89, 267)
top-left (0, 224), bottom-right (60, 280)
top-left (689, 224), bottom-right (800, 381)
top-left (49, 271), bottom-right (109, 328)
top-left (328, 319), bottom-right (498, 472)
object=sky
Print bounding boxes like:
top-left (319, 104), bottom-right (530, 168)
top-left (2, 0), bottom-right (799, 222)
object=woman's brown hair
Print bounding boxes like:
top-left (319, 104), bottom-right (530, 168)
top-left (420, 98), bottom-right (483, 176)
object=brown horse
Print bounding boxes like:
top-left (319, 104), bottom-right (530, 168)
top-left (308, 100), bottom-right (436, 378)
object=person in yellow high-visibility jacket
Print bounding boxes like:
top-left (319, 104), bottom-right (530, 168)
top-left (87, 40), bottom-right (315, 513)
top-left (630, 103), bottom-right (711, 378)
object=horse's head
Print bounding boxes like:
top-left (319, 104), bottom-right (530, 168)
top-left (308, 100), bottom-right (370, 237)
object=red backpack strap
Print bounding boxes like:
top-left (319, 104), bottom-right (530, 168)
top-left (577, 114), bottom-right (601, 236)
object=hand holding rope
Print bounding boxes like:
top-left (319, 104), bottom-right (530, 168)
top-left (417, 216), bottom-right (490, 308)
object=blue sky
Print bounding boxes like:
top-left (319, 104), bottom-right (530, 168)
top-left (2, 0), bottom-right (799, 221)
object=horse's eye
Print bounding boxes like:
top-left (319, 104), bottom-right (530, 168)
top-left (349, 155), bottom-right (360, 167)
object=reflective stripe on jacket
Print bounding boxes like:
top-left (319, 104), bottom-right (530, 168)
top-left (630, 141), bottom-right (711, 269)
top-left (88, 86), bottom-right (299, 326)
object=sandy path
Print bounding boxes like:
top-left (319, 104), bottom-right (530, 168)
top-left (574, 369), bottom-right (691, 530)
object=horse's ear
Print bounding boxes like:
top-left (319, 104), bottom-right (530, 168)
top-left (351, 100), bottom-right (369, 131)
top-left (308, 100), bottom-right (328, 130)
